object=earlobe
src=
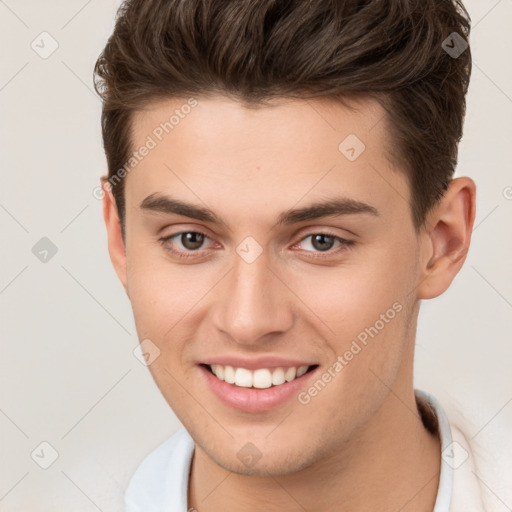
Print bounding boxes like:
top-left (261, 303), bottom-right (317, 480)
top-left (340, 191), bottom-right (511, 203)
top-left (417, 177), bottom-right (476, 300)
top-left (101, 178), bottom-right (129, 294)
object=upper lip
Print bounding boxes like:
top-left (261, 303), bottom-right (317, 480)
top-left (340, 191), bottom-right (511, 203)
top-left (200, 355), bottom-right (318, 371)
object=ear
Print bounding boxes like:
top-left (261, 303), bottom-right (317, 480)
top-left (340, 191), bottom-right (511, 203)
top-left (417, 177), bottom-right (476, 299)
top-left (101, 178), bottom-right (128, 294)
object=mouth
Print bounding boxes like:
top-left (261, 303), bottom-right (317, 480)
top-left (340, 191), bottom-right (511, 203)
top-left (200, 363), bottom-right (319, 389)
top-left (197, 356), bottom-right (321, 413)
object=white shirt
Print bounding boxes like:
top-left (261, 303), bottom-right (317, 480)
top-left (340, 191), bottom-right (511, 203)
top-left (124, 389), bottom-right (486, 512)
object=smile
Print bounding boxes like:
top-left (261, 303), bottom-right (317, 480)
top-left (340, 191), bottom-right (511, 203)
top-left (205, 364), bottom-right (316, 389)
top-left (198, 356), bottom-right (320, 412)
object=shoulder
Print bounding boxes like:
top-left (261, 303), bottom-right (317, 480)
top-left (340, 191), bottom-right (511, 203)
top-left (416, 389), bottom-right (511, 512)
top-left (442, 397), bottom-right (512, 512)
top-left (124, 427), bottom-right (194, 512)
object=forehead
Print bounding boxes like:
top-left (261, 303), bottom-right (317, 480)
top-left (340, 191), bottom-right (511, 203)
top-left (126, 95), bottom-right (410, 228)
top-left (132, 94), bottom-right (387, 155)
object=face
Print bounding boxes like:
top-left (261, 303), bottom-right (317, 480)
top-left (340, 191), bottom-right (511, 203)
top-left (108, 95), bottom-right (428, 475)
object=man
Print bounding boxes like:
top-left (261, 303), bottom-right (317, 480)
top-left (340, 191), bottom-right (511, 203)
top-left (94, 0), bottom-right (488, 510)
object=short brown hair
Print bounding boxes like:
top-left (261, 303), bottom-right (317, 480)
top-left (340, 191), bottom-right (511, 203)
top-left (94, 0), bottom-right (471, 235)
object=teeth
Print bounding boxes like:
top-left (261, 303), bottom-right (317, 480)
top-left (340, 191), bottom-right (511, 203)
top-left (213, 364), bottom-right (224, 380)
top-left (208, 364), bottom-right (312, 388)
top-left (296, 365), bottom-right (309, 377)
top-left (234, 368), bottom-right (253, 388)
top-left (271, 367), bottom-right (285, 386)
top-left (253, 369), bottom-right (272, 389)
top-left (224, 365), bottom-right (235, 384)
top-left (285, 367), bottom-right (296, 382)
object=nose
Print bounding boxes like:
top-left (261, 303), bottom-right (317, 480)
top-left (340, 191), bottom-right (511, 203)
top-left (212, 249), bottom-right (293, 346)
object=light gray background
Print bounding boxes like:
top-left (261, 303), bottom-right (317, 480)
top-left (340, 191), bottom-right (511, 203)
top-left (1, 1), bottom-right (511, 510)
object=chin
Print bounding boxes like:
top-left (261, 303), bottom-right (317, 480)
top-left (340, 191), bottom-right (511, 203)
top-left (196, 432), bottom-right (322, 477)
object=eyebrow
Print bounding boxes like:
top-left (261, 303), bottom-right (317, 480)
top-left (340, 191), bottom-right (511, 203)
top-left (139, 193), bottom-right (379, 228)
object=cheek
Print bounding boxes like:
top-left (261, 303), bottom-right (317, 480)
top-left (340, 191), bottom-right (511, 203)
top-left (289, 240), bottom-right (417, 386)
top-left (125, 244), bottom-right (220, 352)
top-left (286, 252), bottom-right (415, 438)
top-left (295, 246), bottom-right (415, 334)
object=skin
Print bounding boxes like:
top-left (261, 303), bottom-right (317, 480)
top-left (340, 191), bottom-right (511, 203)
top-left (102, 95), bottom-right (476, 511)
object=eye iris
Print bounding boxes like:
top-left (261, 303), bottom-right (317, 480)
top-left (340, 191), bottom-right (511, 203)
top-left (311, 234), bottom-right (335, 252)
top-left (181, 232), bottom-right (204, 250)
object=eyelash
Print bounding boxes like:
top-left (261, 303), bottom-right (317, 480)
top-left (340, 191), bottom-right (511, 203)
top-left (158, 230), bottom-right (355, 260)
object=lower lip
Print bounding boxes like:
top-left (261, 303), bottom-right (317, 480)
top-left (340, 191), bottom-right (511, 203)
top-left (198, 364), bottom-right (318, 413)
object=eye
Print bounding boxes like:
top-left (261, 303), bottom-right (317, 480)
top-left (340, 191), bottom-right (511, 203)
top-left (294, 232), bottom-right (355, 256)
top-left (159, 231), bottom-right (214, 259)
top-left (159, 230), bottom-right (355, 261)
